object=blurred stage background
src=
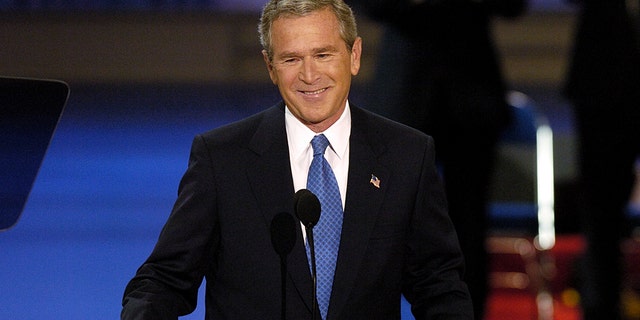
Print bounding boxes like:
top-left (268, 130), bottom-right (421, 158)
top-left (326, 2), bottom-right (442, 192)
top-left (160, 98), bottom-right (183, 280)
top-left (3, 0), bottom-right (640, 319)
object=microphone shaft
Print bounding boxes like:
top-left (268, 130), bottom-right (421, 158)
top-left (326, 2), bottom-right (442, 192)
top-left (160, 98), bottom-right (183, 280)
top-left (308, 229), bottom-right (317, 320)
top-left (280, 256), bottom-right (287, 320)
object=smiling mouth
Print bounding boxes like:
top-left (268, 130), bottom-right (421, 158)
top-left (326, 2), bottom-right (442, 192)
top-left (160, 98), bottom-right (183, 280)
top-left (301, 88), bottom-right (327, 95)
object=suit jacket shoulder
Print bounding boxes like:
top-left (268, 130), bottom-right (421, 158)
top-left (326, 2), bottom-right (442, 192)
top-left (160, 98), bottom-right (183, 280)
top-left (198, 103), bottom-right (286, 151)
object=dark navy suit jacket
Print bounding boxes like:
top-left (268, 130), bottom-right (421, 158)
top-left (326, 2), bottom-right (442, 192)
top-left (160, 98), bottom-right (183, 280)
top-left (121, 103), bottom-right (472, 319)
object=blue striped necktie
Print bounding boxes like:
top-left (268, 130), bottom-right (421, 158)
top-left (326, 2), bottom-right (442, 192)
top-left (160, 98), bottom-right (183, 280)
top-left (306, 134), bottom-right (343, 320)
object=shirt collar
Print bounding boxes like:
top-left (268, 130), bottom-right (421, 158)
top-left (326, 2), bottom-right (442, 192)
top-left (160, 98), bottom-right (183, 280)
top-left (285, 101), bottom-right (351, 161)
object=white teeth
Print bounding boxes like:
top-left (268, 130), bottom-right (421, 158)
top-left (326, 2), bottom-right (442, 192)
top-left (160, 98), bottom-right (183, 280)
top-left (303, 88), bottom-right (326, 95)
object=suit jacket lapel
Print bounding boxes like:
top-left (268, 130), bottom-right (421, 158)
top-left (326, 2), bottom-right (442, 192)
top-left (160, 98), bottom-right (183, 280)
top-left (329, 106), bottom-right (390, 319)
top-left (245, 103), bottom-right (316, 313)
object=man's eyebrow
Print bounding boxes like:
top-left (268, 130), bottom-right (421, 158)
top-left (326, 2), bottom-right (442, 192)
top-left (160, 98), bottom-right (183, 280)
top-left (313, 45), bottom-right (339, 54)
top-left (277, 51), bottom-right (299, 58)
top-left (276, 46), bottom-right (340, 59)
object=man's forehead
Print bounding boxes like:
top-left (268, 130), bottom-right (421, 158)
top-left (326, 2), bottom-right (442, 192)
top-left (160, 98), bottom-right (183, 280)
top-left (270, 10), bottom-right (345, 54)
top-left (272, 7), bottom-right (338, 29)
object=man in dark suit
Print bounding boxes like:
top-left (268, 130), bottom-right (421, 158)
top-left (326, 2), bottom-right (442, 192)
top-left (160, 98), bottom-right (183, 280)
top-left (121, 0), bottom-right (473, 319)
top-left (564, 0), bottom-right (640, 319)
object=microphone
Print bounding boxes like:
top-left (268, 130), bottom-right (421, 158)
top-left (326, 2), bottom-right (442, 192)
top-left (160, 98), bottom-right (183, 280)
top-left (293, 189), bottom-right (321, 320)
top-left (294, 189), bottom-right (321, 228)
top-left (270, 212), bottom-right (297, 320)
top-left (271, 212), bottom-right (297, 257)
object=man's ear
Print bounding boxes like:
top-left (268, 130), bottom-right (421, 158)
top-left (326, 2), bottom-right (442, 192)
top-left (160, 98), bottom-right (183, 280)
top-left (350, 37), bottom-right (363, 76)
top-left (262, 50), bottom-right (272, 71)
top-left (262, 50), bottom-right (277, 84)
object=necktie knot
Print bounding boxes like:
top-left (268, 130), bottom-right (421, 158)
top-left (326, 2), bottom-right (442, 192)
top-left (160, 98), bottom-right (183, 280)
top-left (311, 134), bottom-right (330, 156)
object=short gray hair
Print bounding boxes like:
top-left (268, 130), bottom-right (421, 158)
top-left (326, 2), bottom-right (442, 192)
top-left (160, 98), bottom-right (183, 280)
top-left (258, 0), bottom-right (358, 61)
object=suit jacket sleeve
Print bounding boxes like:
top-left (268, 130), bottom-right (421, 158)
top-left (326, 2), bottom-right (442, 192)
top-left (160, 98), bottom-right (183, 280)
top-left (403, 136), bottom-right (474, 319)
top-left (121, 134), bottom-right (218, 319)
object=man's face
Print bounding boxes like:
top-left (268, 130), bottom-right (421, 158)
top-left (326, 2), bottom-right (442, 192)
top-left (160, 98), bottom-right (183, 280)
top-left (263, 7), bottom-right (362, 133)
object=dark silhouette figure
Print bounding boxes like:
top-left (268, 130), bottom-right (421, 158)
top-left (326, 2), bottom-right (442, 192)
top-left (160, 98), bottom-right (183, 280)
top-left (564, 0), bottom-right (640, 319)
top-left (349, 1), bottom-right (527, 318)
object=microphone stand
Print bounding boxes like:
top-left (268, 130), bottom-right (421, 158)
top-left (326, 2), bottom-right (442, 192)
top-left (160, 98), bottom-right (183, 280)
top-left (270, 212), bottom-right (296, 320)
top-left (293, 189), bottom-right (321, 320)
top-left (279, 254), bottom-right (287, 320)
top-left (307, 228), bottom-right (318, 320)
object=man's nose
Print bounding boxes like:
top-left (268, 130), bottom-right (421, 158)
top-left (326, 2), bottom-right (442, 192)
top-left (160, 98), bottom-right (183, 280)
top-left (298, 58), bottom-right (320, 84)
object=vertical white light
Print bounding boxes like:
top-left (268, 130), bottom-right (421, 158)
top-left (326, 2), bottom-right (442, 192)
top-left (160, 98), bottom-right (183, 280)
top-left (536, 123), bottom-right (555, 250)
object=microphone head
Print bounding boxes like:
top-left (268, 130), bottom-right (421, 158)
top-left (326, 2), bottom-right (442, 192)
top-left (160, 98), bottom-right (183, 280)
top-left (270, 212), bottom-right (297, 257)
top-left (293, 189), bottom-right (321, 228)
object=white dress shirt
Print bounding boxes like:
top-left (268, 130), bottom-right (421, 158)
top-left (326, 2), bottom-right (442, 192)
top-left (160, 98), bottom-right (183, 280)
top-left (285, 102), bottom-right (351, 243)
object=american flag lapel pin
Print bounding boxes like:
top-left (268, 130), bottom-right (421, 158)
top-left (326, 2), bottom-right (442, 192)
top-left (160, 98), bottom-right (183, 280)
top-left (370, 174), bottom-right (380, 188)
